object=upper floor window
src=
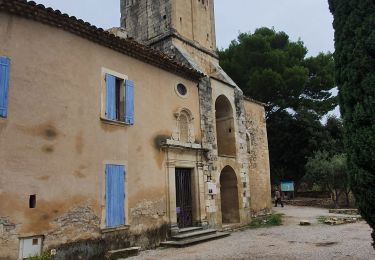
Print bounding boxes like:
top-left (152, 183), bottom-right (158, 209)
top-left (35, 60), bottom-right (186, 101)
top-left (179, 112), bottom-right (189, 143)
top-left (215, 95), bottom-right (236, 157)
top-left (173, 108), bottom-right (195, 143)
top-left (175, 83), bottom-right (188, 98)
top-left (0, 56), bottom-right (10, 118)
top-left (103, 70), bottom-right (134, 125)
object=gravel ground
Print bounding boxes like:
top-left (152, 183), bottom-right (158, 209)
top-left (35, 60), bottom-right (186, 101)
top-left (129, 206), bottom-right (375, 260)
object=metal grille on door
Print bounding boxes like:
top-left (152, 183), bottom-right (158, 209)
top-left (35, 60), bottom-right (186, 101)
top-left (175, 168), bottom-right (193, 228)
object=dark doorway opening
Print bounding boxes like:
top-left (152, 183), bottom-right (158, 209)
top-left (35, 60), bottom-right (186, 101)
top-left (175, 168), bottom-right (193, 228)
top-left (220, 166), bottom-right (240, 224)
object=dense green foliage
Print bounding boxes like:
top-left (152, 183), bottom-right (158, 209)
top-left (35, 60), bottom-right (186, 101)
top-left (219, 28), bottom-right (338, 187)
top-left (329, 0), bottom-right (375, 247)
top-left (219, 28), bottom-right (336, 118)
top-left (266, 110), bottom-right (325, 185)
top-left (304, 151), bottom-right (348, 208)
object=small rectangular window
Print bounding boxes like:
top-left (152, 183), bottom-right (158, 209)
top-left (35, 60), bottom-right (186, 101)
top-left (29, 195), bottom-right (36, 208)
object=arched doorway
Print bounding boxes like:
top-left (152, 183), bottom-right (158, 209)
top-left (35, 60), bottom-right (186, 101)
top-left (220, 166), bottom-right (240, 224)
top-left (215, 95), bottom-right (236, 157)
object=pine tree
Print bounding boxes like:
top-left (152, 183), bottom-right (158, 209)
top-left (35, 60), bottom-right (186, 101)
top-left (329, 0), bottom-right (375, 248)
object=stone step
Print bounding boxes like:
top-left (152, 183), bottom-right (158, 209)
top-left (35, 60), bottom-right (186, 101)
top-left (161, 232), bottom-right (230, 247)
top-left (105, 247), bottom-right (141, 260)
top-left (178, 226), bottom-right (203, 234)
top-left (171, 229), bottom-right (217, 240)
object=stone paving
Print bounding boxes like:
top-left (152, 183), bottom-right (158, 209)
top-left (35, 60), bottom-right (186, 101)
top-left (129, 206), bottom-right (375, 260)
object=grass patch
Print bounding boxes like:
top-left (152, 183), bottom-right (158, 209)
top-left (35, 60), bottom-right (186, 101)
top-left (248, 213), bottom-right (283, 229)
top-left (28, 251), bottom-right (51, 260)
top-left (317, 216), bottom-right (327, 224)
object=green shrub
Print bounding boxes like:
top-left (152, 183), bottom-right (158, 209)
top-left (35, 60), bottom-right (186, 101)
top-left (28, 251), bottom-right (51, 260)
top-left (248, 214), bottom-right (282, 229)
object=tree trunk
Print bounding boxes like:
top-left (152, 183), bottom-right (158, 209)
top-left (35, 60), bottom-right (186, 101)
top-left (345, 191), bottom-right (350, 207)
top-left (332, 189), bottom-right (340, 208)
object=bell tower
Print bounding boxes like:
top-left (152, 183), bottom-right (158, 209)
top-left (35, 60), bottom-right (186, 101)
top-left (121, 0), bottom-right (217, 56)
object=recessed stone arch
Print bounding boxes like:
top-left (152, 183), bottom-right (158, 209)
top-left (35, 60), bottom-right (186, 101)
top-left (215, 95), bottom-right (236, 157)
top-left (220, 166), bottom-right (240, 224)
top-left (172, 108), bottom-right (195, 143)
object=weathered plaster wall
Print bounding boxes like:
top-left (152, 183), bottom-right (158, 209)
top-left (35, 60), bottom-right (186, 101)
top-left (243, 100), bottom-right (272, 214)
top-left (0, 14), bottom-right (200, 258)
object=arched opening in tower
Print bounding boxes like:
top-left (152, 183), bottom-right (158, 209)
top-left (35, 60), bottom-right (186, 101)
top-left (215, 95), bottom-right (236, 157)
top-left (220, 166), bottom-right (240, 224)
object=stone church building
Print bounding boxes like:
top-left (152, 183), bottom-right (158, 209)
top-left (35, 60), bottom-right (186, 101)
top-left (0, 0), bottom-right (271, 258)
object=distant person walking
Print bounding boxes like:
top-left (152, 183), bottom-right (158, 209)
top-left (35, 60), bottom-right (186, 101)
top-left (274, 187), bottom-right (284, 207)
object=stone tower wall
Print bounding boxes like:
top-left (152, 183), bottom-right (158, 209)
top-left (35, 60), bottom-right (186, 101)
top-left (120, 0), bottom-right (172, 43)
top-left (121, 0), bottom-right (216, 52)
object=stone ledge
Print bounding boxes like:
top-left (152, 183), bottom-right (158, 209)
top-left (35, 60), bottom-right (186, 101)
top-left (105, 247), bottom-right (141, 260)
top-left (101, 225), bottom-right (130, 234)
top-left (161, 139), bottom-right (205, 150)
top-left (328, 209), bottom-right (359, 215)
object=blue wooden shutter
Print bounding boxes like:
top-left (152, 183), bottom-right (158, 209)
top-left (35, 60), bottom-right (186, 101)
top-left (0, 57), bottom-right (10, 118)
top-left (105, 164), bottom-right (125, 227)
top-left (105, 74), bottom-right (116, 120)
top-left (124, 80), bottom-right (134, 125)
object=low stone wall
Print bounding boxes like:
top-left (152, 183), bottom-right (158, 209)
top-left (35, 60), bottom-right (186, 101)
top-left (296, 191), bottom-right (331, 198)
top-left (328, 209), bottom-right (359, 215)
top-left (1, 204), bottom-right (169, 259)
top-left (52, 224), bottom-right (168, 260)
top-left (283, 198), bottom-right (333, 208)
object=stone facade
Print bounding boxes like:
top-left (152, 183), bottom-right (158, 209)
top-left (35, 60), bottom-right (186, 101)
top-left (0, 0), bottom-right (271, 259)
top-left (122, 0), bottom-right (272, 227)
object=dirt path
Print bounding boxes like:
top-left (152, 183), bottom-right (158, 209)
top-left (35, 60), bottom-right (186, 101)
top-left (130, 206), bottom-right (375, 260)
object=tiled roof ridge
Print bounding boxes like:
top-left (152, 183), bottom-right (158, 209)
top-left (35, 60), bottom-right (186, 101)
top-left (0, 0), bottom-right (203, 81)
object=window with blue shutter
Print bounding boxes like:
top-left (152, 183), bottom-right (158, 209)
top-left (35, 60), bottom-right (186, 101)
top-left (104, 73), bottom-right (134, 125)
top-left (105, 164), bottom-right (125, 227)
top-left (0, 57), bottom-right (10, 118)
top-left (125, 80), bottom-right (134, 125)
top-left (105, 74), bottom-right (116, 121)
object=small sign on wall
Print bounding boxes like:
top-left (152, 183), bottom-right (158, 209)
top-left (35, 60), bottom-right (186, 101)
top-left (207, 182), bottom-right (217, 194)
top-left (281, 181), bottom-right (294, 192)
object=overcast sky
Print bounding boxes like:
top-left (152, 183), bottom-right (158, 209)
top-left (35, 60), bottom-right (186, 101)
top-left (31, 0), bottom-right (334, 57)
